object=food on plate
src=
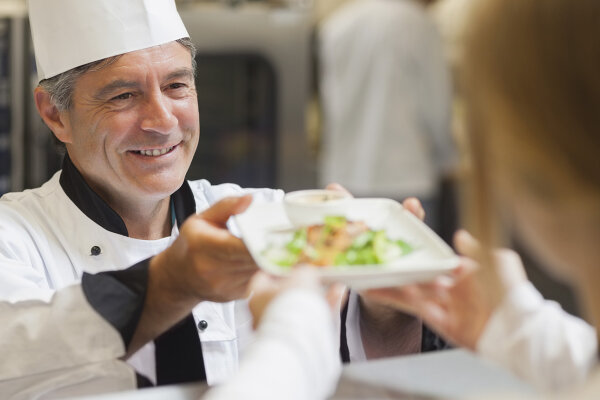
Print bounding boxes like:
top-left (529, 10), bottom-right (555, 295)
top-left (263, 216), bottom-right (413, 268)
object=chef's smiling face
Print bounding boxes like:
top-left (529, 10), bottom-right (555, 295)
top-left (56, 42), bottom-right (199, 208)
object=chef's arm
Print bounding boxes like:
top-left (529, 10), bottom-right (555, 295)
top-left (0, 193), bottom-right (254, 380)
top-left (81, 254), bottom-right (202, 359)
top-left (119, 252), bottom-right (201, 357)
top-left (347, 197), bottom-right (434, 359)
top-left (0, 259), bottom-right (172, 378)
top-left (0, 283), bottom-right (129, 382)
top-left (340, 289), bottom-right (431, 362)
top-left (357, 296), bottom-right (424, 358)
top-left (81, 260), bottom-right (153, 358)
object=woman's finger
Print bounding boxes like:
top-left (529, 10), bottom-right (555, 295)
top-left (454, 229), bottom-right (481, 257)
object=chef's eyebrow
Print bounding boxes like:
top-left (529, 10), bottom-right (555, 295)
top-left (94, 80), bottom-right (140, 99)
top-left (164, 67), bottom-right (195, 83)
top-left (94, 68), bottom-right (194, 99)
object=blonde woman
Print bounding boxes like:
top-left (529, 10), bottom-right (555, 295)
top-left (366, 0), bottom-right (600, 394)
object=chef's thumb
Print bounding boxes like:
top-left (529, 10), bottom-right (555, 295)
top-left (199, 195), bottom-right (253, 225)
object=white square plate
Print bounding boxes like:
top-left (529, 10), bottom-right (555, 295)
top-left (234, 198), bottom-right (460, 290)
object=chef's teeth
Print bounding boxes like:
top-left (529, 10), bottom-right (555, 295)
top-left (138, 146), bottom-right (174, 156)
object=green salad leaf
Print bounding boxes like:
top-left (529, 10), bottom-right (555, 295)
top-left (264, 216), bottom-right (414, 268)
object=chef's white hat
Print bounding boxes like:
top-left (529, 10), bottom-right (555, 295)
top-left (28, 0), bottom-right (190, 81)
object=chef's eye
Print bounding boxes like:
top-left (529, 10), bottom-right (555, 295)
top-left (111, 92), bottom-right (133, 101)
top-left (169, 83), bottom-right (186, 90)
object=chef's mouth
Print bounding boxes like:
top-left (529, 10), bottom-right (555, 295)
top-left (131, 144), bottom-right (177, 157)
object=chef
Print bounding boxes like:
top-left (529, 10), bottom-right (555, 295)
top-left (0, 0), bottom-right (423, 396)
top-left (0, 0), bottom-right (282, 393)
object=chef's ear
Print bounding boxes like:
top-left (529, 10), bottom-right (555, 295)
top-left (33, 86), bottom-right (73, 144)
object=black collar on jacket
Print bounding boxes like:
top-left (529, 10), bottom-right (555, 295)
top-left (59, 153), bottom-right (196, 236)
top-left (63, 152), bottom-right (207, 385)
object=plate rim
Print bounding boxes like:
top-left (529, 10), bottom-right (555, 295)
top-left (234, 197), bottom-right (459, 282)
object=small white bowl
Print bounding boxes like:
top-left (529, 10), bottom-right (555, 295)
top-left (284, 189), bottom-right (352, 227)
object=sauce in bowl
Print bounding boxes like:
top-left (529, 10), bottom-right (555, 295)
top-left (284, 189), bottom-right (352, 227)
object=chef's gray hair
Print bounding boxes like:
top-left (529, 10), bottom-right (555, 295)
top-left (38, 38), bottom-right (197, 111)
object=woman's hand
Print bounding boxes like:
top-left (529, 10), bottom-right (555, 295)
top-left (248, 268), bottom-right (344, 329)
top-left (363, 230), bottom-right (527, 350)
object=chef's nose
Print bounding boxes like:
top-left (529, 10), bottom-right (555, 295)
top-left (140, 91), bottom-right (178, 135)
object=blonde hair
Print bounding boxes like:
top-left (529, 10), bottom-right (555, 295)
top-left (461, 0), bottom-right (600, 248)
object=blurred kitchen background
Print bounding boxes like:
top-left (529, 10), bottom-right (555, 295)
top-left (0, 0), bottom-right (582, 318)
top-left (0, 0), bottom-right (461, 194)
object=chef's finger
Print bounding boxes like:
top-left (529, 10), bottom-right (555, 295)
top-left (214, 238), bottom-right (254, 262)
top-left (324, 183), bottom-right (353, 197)
top-left (212, 260), bottom-right (258, 275)
top-left (198, 195), bottom-right (253, 227)
top-left (402, 197), bottom-right (425, 221)
top-left (188, 225), bottom-right (253, 262)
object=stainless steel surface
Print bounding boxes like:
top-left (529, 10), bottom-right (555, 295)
top-left (73, 349), bottom-right (536, 400)
top-left (332, 349), bottom-right (535, 399)
top-left (72, 382), bottom-right (209, 400)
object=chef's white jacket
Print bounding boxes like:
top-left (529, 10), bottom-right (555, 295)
top-left (0, 284), bottom-right (135, 399)
top-left (0, 157), bottom-right (362, 398)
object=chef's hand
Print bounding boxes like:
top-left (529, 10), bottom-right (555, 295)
top-left (126, 196), bottom-right (257, 357)
top-left (248, 269), bottom-right (344, 329)
top-left (325, 182), bottom-right (352, 196)
top-left (154, 195), bottom-right (258, 304)
top-left (363, 230), bottom-right (527, 350)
